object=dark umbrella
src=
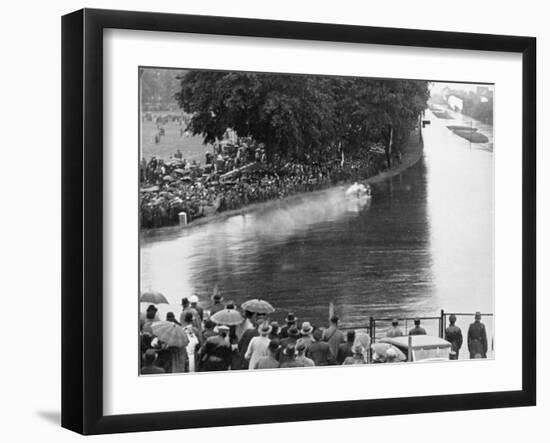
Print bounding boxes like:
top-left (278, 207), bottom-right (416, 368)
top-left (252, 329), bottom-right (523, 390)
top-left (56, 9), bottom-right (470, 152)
top-left (140, 291), bottom-right (169, 305)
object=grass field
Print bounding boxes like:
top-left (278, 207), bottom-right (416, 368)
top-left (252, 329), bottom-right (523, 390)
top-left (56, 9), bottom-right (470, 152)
top-left (140, 120), bottom-right (213, 163)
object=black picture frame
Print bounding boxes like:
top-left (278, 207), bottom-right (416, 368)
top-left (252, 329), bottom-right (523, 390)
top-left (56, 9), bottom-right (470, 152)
top-left (62, 8), bottom-right (536, 435)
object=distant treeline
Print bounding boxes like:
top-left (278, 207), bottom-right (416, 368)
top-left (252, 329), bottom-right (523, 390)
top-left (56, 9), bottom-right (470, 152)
top-left (140, 68), bottom-right (186, 111)
top-left (175, 71), bottom-right (429, 165)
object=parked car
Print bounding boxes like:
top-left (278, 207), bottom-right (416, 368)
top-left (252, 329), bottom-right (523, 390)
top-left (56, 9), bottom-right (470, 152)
top-left (378, 335), bottom-right (451, 362)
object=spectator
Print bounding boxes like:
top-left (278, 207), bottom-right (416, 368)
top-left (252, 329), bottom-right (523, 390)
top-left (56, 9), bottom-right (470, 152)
top-left (141, 349), bottom-right (165, 374)
top-left (386, 319), bottom-right (404, 337)
top-left (408, 318), bottom-right (427, 336)
top-left (445, 314), bottom-right (463, 360)
top-left (337, 330), bottom-right (355, 364)
top-left (253, 339), bottom-right (281, 369)
top-left (467, 312), bottom-right (488, 358)
top-left (323, 316), bottom-right (346, 359)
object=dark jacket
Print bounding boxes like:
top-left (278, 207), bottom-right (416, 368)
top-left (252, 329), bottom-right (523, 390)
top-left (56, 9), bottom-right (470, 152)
top-left (445, 324), bottom-right (463, 353)
top-left (408, 326), bottom-right (427, 336)
top-left (307, 341), bottom-right (336, 366)
top-left (467, 321), bottom-right (488, 358)
top-left (337, 342), bottom-right (353, 364)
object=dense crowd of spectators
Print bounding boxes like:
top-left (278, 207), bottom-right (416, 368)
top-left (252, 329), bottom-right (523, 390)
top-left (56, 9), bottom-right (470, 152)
top-left (140, 295), bottom-right (378, 374)
top-left (140, 294), bottom-right (489, 374)
top-left (140, 138), bottom-right (388, 229)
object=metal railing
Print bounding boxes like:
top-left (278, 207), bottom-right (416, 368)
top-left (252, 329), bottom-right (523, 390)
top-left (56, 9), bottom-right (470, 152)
top-left (341, 309), bottom-right (494, 361)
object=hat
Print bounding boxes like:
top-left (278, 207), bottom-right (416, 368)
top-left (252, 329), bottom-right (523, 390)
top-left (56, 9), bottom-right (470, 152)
top-left (300, 322), bottom-right (313, 335)
top-left (283, 344), bottom-right (296, 356)
top-left (386, 348), bottom-right (397, 359)
top-left (268, 339), bottom-right (280, 352)
top-left (225, 302), bottom-right (236, 310)
top-left (216, 325), bottom-right (230, 333)
top-left (166, 312), bottom-right (176, 321)
top-left (146, 304), bottom-right (158, 312)
top-left (258, 322), bottom-right (272, 336)
top-left (181, 297), bottom-right (189, 306)
top-left (144, 349), bottom-right (157, 363)
top-left (391, 318), bottom-right (399, 326)
top-left (189, 295), bottom-right (199, 303)
top-left (287, 326), bottom-right (300, 338)
top-left (313, 328), bottom-right (323, 341)
top-left (475, 312), bottom-right (482, 320)
top-left (296, 341), bottom-right (306, 353)
top-left (285, 312), bottom-right (297, 324)
top-left (414, 318), bottom-right (421, 325)
top-left (212, 293), bottom-right (223, 302)
top-left (270, 321), bottom-right (280, 329)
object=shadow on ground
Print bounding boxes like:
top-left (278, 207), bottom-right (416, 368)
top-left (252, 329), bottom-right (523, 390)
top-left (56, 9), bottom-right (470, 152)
top-left (36, 410), bottom-right (61, 426)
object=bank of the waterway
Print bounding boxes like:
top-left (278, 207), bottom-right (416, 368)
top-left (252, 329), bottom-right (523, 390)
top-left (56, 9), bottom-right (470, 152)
top-left (141, 132), bottom-right (424, 236)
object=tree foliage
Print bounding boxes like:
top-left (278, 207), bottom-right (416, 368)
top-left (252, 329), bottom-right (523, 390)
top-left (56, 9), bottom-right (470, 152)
top-left (175, 71), bottom-right (429, 160)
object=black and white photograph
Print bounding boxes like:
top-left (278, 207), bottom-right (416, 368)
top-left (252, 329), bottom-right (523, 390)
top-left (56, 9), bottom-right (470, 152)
top-left (138, 68), bottom-right (495, 375)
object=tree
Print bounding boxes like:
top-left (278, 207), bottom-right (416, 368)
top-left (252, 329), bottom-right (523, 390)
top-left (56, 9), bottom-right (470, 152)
top-left (175, 71), bottom-right (429, 164)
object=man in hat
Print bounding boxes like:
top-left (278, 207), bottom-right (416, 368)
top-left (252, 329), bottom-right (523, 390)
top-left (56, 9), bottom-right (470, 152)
top-left (141, 305), bottom-right (159, 334)
top-left (337, 330), bottom-right (356, 364)
top-left (467, 312), bottom-right (488, 358)
top-left (280, 344), bottom-right (300, 368)
top-left (253, 339), bottom-right (280, 370)
top-left (307, 329), bottom-right (336, 366)
top-left (236, 310), bottom-right (255, 341)
top-left (189, 294), bottom-right (204, 322)
top-left (295, 341), bottom-right (315, 367)
top-left (180, 298), bottom-right (201, 331)
top-left (245, 322), bottom-right (272, 370)
top-left (408, 318), bottom-right (427, 336)
top-left (141, 349), bottom-right (165, 374)
top-left (297, 322), bottom-right (315, 351)
top-left (199, 325), bottom-right (232, 371)
top-left (166, 311), bottom-right (181, 326)
top-left (278, 326), bottom-right (300, 365)
top-left (269, 321), bottom-right (280, 340)
top-left (445, 314), bottom-right (463, 360)
top-left (209, 292), bottom-right (225, 317)
top-left (238, 315), bottom-right (260, 369)
top-left (279, 312), bottom-right (298, 339)
top-left (322, 316), bottom-right (346, 359)
top-left (202, 319), bottom-right (217, 341)
top-left (386, 319), bottom-right (404, 338)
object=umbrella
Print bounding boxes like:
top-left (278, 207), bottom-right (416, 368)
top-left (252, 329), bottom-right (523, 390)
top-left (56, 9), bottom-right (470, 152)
top-left (241, 299), bottom-right (275, 314)
top-left (210, 308), bottom-right (244, 326)
top-left (151, 321), bottom-right (189, 348)
top-left (141, 185), bottom-right (160, 193)
top-left (140, 291), bottom-right (169, 304)
top-left (371, 342), bottom-right (407, 362)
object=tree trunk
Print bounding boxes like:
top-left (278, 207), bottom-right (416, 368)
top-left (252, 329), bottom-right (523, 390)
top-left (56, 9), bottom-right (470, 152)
top-left (385, 125), bottom-right (393, 169)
